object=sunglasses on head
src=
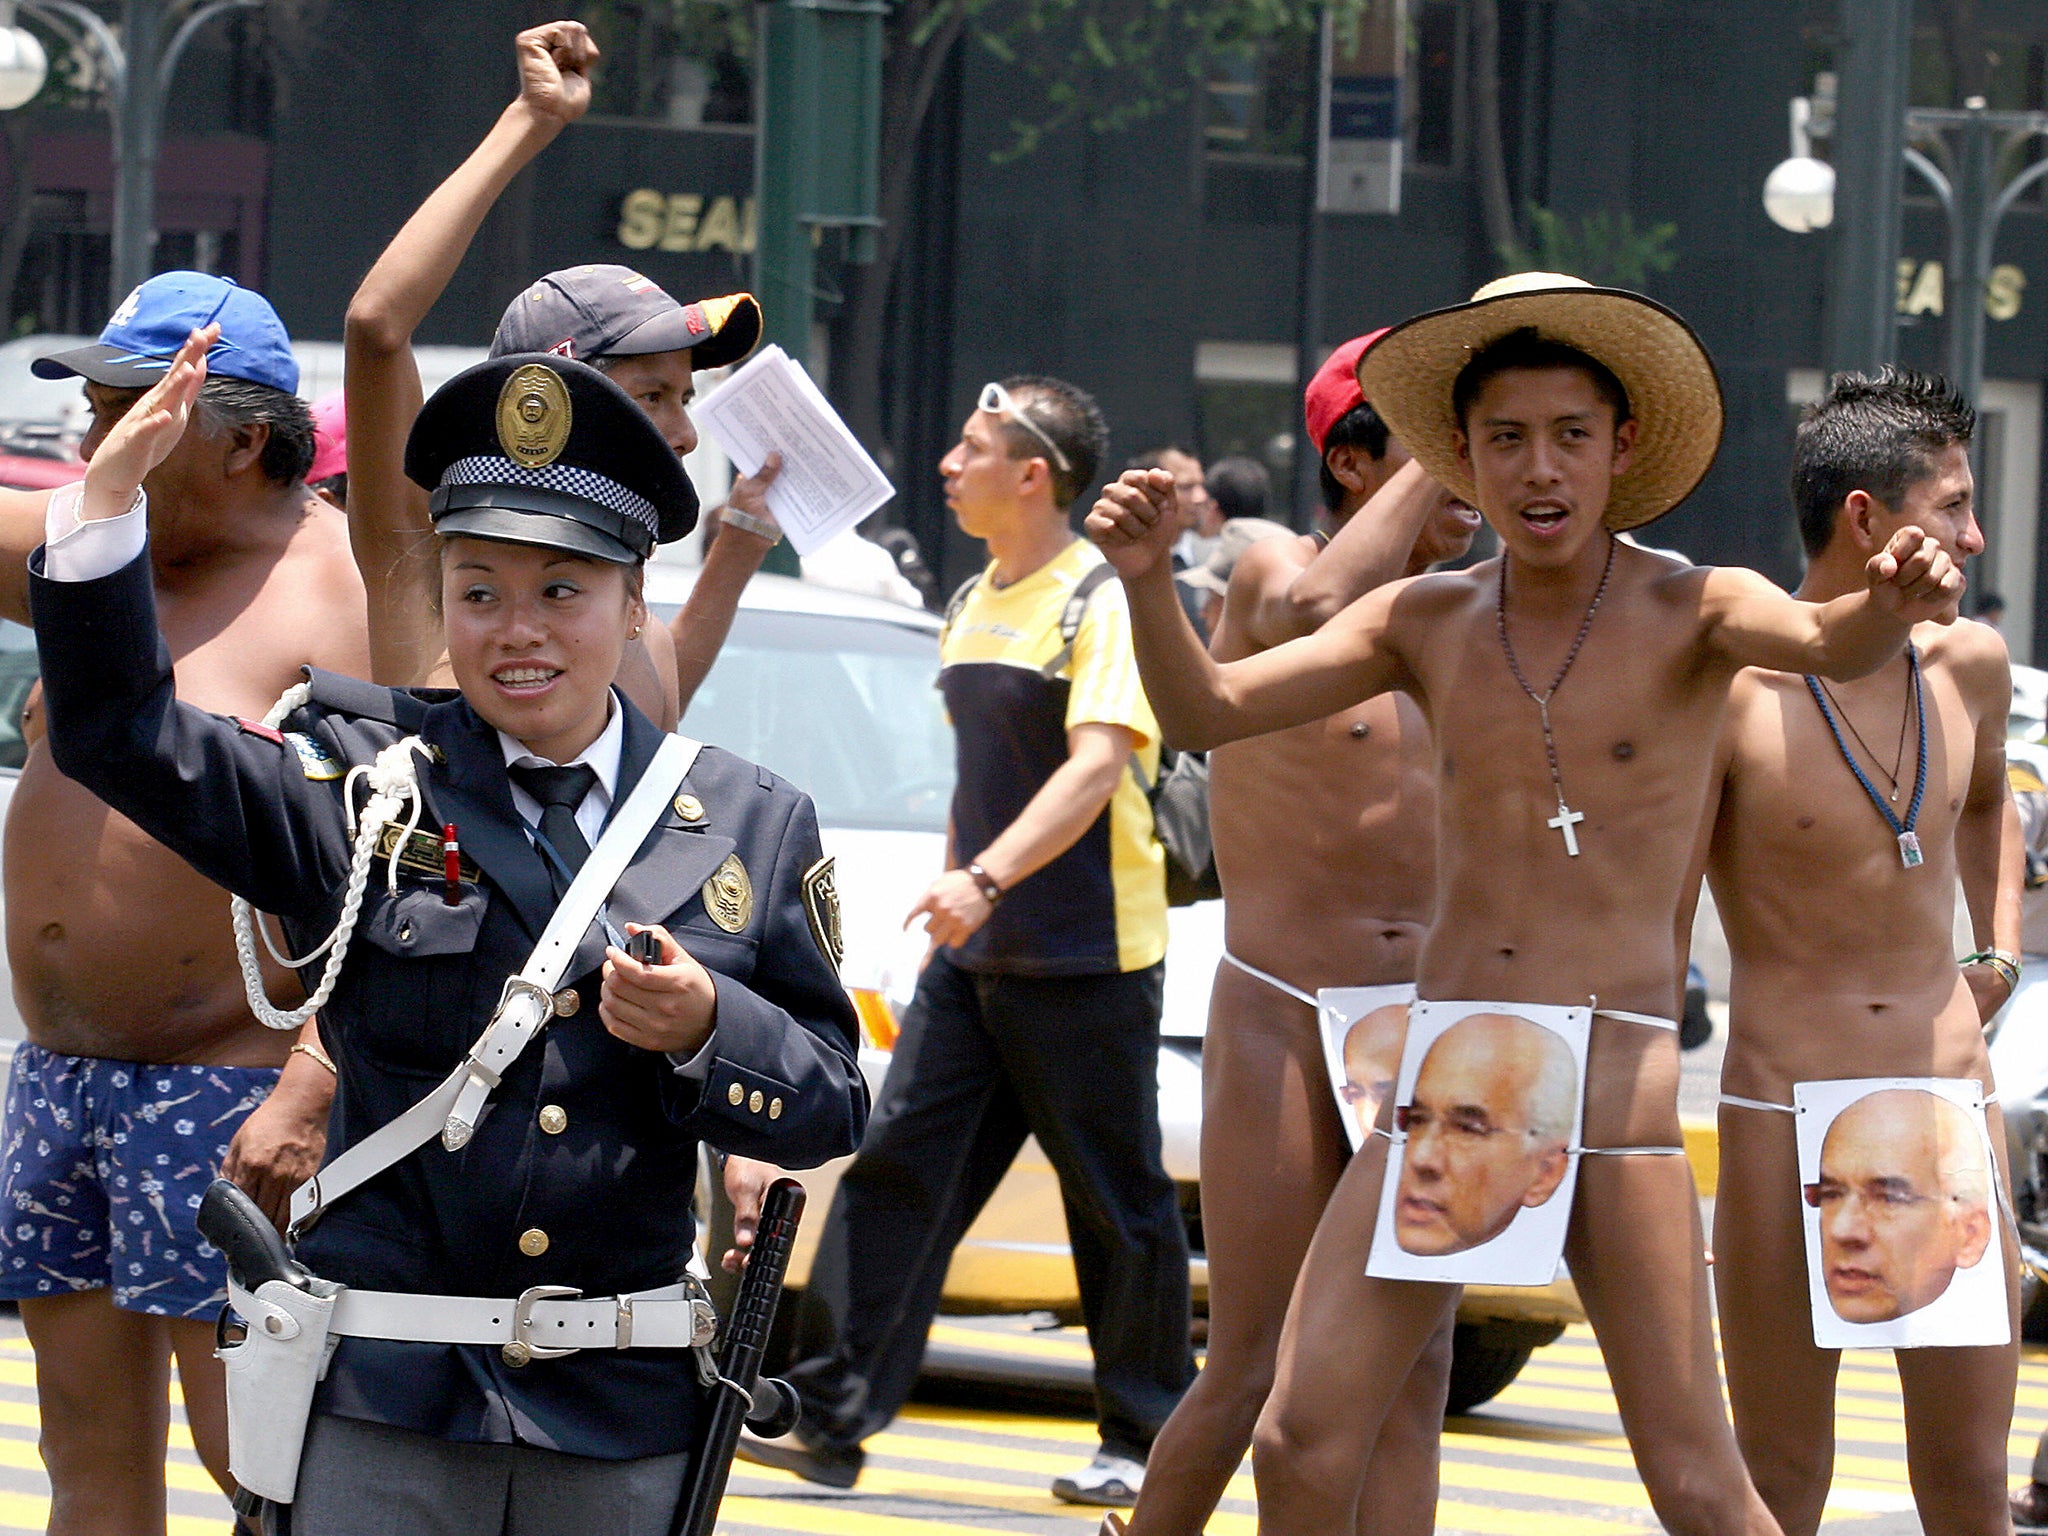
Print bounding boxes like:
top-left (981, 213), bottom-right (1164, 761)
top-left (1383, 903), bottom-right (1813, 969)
top-left (979, 381), bottom-right (1071, 475)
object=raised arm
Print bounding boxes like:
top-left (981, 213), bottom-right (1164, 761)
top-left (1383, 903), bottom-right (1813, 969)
top-left (344, 20), bottom-right (597, 685)
top-left (1088, 468), bottom-right (1417, 750)
top-left (1950, 625), bottom-right (2024, 1022)
top-left (1699, 526), bottom-right (1963, 681)
top-left (1234, 458), bottom-right (1449, 650)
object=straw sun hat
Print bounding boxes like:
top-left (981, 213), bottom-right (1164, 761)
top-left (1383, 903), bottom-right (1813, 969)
top-left (1354, 272), bottom-right (1723, 531)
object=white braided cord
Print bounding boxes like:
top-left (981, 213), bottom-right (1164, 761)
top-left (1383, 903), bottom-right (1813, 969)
top-left (229, 681), bottom-right (429, 1032)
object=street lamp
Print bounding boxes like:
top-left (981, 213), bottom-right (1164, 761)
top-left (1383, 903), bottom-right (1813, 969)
top-left (0, 5), bottom-right (48, 111)
top-left (2, 0), bottom-right (260, 310)
top-left (1764, 80), bottom-right (2048, 410)
top-left (1763, 88), bottom-right (1836, 233)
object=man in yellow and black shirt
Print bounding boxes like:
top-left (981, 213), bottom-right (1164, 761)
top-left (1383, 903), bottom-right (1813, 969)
top-left (752, 378), bottom-right (1193, 1507)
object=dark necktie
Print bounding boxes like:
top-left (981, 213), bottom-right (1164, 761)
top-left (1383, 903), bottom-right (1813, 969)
top-left (508, 763), bottom-right (599, 896)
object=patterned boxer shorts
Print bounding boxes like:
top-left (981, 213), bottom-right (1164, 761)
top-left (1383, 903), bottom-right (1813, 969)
top-left (0, 1044), bottom-right (279, 1317)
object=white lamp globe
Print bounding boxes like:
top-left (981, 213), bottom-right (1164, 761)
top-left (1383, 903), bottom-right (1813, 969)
top-left (0, 26), bottom-right (46, 112)
top-left (1763, 155), bottom-right (1835, 233)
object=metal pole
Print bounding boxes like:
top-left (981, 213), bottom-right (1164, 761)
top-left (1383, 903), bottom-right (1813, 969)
top-left (1823, 0), bottom-right (1911, 377)
top-left (1290, 8), bottom-right (1328, 533)
top-left (110, 0), bottom-right (160, 304)
top-left (1945, 101), bottom-right (1994, 408)
top-left (750, 0), bottom-right (813, 575)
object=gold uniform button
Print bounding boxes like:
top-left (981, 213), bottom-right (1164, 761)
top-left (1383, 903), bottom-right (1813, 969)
top-left (552, 988), bottom-right (580, 1018)
top-left (768, 1097), bottom-right (784, 1120)
top-left (518, 1228), bottom-right (550, 1257)
top-left (675, 793), bottom-right (705, 823)
top-left (539, 1105), bottom-right (567, 1135)
top-left (748, 1090), bottom-right (765, 1114)
top-left (727, 1082), bottom-right (745, 1107)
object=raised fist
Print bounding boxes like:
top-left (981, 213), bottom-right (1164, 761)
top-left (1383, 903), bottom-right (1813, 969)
top-left (1865, 524), bottom-right (1963, 626)
top-left (514, 21), bottom-right (599, 125)
top-left (1086, 468), bottom-right (1182, 582)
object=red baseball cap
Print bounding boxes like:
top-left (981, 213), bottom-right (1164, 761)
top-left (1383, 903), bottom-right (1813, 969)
top-left (1303, 328), bottom-right (1390, 455)
top-left (308, 392), bottom-right (346, 484)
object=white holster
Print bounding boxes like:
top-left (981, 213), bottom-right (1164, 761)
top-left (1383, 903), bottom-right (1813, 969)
top-left (220, 1275), bottom-right (341, 1505)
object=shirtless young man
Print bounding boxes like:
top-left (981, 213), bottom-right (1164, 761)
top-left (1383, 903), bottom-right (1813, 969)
top-left (1116, 333), bottom-right (1478, 1536)
top-left (1089, 272), bottom-right (1963, 1534)
top-left (343, 21), bottom-right (780, 731)
top-left (0, 274), bottom-right (369, 1531)
top-left (1689, 368), bottom-right (2021, 1536)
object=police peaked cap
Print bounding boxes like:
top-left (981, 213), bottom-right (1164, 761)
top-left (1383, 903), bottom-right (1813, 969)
top-left (405, 353), bottom-right (699, 564)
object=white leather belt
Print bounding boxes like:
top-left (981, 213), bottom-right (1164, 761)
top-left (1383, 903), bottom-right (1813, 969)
top-left (329, 1279), bottom-right (717, 1365)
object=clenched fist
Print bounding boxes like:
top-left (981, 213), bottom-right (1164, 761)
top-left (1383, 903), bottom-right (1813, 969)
top-left (1087, 469), bottom-right (1183, 582)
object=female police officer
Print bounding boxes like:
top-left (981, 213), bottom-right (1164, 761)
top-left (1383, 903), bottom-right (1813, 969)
top-left (26, 325), bottom-right (866, 1534)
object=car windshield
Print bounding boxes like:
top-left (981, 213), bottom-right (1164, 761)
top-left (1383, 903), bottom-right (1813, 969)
top-left (660, 607), bottom-right (954, 834)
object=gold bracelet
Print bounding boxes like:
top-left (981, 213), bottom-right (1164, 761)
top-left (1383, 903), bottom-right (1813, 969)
top-left (289, 1041), bottom-right (337, 1076)
top-left (1962, 950), bottom-right (2023, 993)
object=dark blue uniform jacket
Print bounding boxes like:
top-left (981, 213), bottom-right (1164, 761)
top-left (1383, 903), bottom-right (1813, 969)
top-left (29, 547), bottom-right (867, 1459)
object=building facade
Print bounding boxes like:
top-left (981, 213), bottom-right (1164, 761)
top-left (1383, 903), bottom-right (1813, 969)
top-left (4, 0), bottom-right (2046, 655)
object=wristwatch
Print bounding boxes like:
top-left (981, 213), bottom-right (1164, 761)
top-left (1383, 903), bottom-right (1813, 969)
top-left (720, 505), bottom-right (781, 545)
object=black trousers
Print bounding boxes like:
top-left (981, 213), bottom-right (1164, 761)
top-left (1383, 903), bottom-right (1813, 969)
top-left (786, 952), bottom-right (1194, 1462)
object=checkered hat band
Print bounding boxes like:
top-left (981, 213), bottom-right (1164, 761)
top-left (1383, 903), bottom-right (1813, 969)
top-left (441, 456), bottom-right (659, 539)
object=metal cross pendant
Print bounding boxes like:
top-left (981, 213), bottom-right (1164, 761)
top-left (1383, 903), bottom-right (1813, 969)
top-left (1549, 803), bottom-right (1585, 857)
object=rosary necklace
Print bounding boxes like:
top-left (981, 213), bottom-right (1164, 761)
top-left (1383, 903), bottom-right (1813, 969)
top-left (1496, 538), bottom-right (1616, 858)
top-left (1804, 646), bottom-right (1928, 868)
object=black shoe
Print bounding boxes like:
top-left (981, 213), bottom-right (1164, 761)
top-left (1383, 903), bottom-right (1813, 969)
top-left (734, 1428), bottom-right (863, 1489)
top-left (2014, 1482), bottom-right (2048, 1534)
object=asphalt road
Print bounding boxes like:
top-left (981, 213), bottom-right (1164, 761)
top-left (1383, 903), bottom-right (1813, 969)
top-left (0, 1293), bottom-right (2035, 1534)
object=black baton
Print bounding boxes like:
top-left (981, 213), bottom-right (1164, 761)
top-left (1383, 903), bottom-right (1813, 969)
top-left (673, 1176), bottom-right (807, 1536)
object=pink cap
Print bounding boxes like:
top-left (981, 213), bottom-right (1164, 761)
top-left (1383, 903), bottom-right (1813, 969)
top-left (307, 392), bottom-right (346, 484)
top-left (1303, 328), bottom-right (1390, 455)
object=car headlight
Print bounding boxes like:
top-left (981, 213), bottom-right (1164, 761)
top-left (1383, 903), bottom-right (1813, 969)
top-left (848, 987), bottom-right (899, 1051)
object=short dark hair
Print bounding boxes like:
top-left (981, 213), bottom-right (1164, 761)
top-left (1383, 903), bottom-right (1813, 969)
top-left (997, 375), bottom-right (1108, 508)
top-left (1127, 445), bottom-right (1193, 473)
top-left (1207, 456), bottom-right (1269, 521)
top-left (196, 377), bottom-right (317, 486)
top-left (1451, 327), bottom-right (1632, 431)
top-left (1791, 367), bottom-right (1975, 558)
top-left (1318, 400), bottom-right (1392, 512)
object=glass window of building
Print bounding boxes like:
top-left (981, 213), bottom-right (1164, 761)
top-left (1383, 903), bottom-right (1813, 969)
top-left (579, 1), bottom-right (754, 127)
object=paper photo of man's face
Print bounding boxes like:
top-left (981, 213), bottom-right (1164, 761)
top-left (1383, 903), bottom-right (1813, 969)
top-left (1315, 985), bottom-right (1416, 1155)
top-left (1340, 1004), bottom-right (1409, 1141)
top-left (1793, 1077), bottom-right (2010, 1351)
top-left (1809, 1087), bottom-right (1993, 1324)
top-left (1391, 1012), bottom-right (1579, 1258)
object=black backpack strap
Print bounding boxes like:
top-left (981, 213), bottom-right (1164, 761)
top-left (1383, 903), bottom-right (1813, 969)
top-left (942, 572), bottom-right (982, 630)
top-left (1038, 561), bottom-right (1118, 681)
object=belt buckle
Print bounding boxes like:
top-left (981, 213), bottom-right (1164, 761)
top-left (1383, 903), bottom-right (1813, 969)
top-left (503, 1284), bottom-right (583, 1367)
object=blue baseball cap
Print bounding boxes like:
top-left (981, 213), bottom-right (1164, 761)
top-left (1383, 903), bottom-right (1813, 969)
top-left (32, 272), bottom-right (298, 394)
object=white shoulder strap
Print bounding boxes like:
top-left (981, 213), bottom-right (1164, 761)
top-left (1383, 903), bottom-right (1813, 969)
top-left (289, 735), bottom-right (703, 1236)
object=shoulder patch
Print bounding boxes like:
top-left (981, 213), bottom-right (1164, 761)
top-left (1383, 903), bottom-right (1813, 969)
top-left (235, 717), bottom-right (285, 746)
top-left (802, 856), bottom-right (843, 970)
top-left (284, 731), bottom-right (344, 781)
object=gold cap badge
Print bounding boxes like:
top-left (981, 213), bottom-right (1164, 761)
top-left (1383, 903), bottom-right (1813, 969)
top-left (496, 363), bottom-right (573, 468)
top-left (703, 853), bottom-right (754, 933)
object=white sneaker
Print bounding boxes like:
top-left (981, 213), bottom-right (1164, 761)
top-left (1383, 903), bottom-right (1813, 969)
top-left (1051, 1453), bottom-right (1145, 1506)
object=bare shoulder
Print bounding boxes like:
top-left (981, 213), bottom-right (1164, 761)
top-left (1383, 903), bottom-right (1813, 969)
top-left (1225, 530), bottom-right (1318, 594)
top-left (1669, 556), bottom-right (1778, 610)
top-left (1375, 560), bottom-right (1489, 638)
top-left (1917, 613), bottom-right (2010, 708)
top-left (276, 499), bottom-right (371, 667)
